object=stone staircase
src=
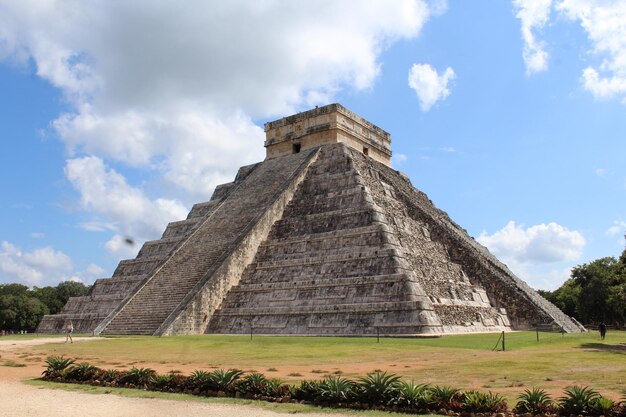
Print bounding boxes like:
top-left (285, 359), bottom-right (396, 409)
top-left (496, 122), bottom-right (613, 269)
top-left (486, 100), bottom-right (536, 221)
top-left (101, 149), bottom-right (318, 335)
top-left (207, 145), bottom-right (442, 335)
top-left (36, 170), bottom-right (240, 334)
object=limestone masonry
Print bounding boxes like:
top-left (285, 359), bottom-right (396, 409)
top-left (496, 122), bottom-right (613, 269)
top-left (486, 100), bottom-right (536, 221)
top-left (37, 104), bottom-right (584, 336)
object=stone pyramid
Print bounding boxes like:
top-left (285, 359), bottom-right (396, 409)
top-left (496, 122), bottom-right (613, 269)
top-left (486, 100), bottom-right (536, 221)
top-left (37, 104), bottom-right (584, 336)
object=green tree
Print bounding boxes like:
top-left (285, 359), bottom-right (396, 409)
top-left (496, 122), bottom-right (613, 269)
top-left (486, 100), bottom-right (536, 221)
top-left (55, 281), bottom-right (90, 305)
top-left (31, 286), bottom-right (64, 314)
top-left (0, 292), bottom-right (49, 331)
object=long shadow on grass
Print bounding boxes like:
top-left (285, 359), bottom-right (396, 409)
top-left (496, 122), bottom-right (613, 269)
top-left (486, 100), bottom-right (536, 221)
top-left (579, 343), bottom-right (626, 355)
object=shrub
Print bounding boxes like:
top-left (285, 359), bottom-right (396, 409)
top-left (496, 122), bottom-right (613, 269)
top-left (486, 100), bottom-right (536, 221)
top-left (389, 380), bottom-right (431, 408)
top-left (236, 372), bottom-right (269, 396)
top-left (207, 368), bottom-right (243, 392)
top-left (559, 385), bottom-right (602, 416)
top-left (355, 371), bottom-right (401, 405)
top-left (120, 367), bottom-right (156, 387)
top-left (187, 370), bottom-right (212, 391)
top-left (591, 396), bottom-right (616, 416)
top-left (65, 362), bottom-right (100, 382)
top-left (150, 371), bottom-right (187, 392)
top-left (515, 387), bottom-right (554, 415)
top-left (318, 376), bottom-right (356, 403)
top-left (291, 380), bottom-right (322, 402)
top-left (429, 385), bottom-right (462, 408)
top-left (463, 390), bottom-right (507, 413)
top-left (265, 378), bottom-right (290, 398)
top-left (42, 356), bottom-right (75, 379)
top-left (101, 369), bottom-right (122, 385)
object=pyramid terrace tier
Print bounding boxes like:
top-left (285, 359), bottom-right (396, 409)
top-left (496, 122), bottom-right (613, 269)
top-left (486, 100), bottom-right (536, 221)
top-left (101, 149), bottom-right (320, 336)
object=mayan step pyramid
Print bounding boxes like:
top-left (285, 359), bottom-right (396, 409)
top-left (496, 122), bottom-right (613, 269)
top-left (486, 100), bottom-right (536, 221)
top-left (37, 104), bottom-right (584, 336)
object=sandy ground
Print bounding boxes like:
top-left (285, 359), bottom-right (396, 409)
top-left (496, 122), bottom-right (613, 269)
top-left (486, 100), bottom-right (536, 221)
top-left (0, 337), bottom-right (350, 417)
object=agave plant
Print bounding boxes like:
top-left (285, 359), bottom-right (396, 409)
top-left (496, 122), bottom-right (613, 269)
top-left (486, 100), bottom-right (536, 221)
top-left (101, 369), bottom-right (121, 384)
top-left (318, 376), bottom-right (356, 403)
top-left (120, 367), bottom-right (156, 386)
top-left (559, 385), bottom-right (602, 416)
top-left (265, 378), bottom-right (290, 398)
top-left (236, 372), bottom-right (269, 396)
top-left (65, 362), bottom-right (100, 382)
top-left (515, 387), bottom-right (554, 415)
top-left (150, 371), bottom-right (187, 392)
top-left (463, 390), bottom-right (507, 413)
top-left (355, 371), bottom-right (401, 405)
top-left (188, 370), bottom-right (212, 391)
top-left (592, 396), bottom-right (616, 416)
top-left (389, 380), bottom-right (431, 408)
top-left (291, 380), bottom-right (322, 402)
top-left (429, 385), bottom-right (461, 407)
top-left (207, 368), bottom-right (243, 392)
top-left (41, 356), bottom-right (75, 379)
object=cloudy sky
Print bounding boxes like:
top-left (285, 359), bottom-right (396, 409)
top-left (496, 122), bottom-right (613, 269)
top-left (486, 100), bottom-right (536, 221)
top-left (1, 0), bottom-right (624, 290)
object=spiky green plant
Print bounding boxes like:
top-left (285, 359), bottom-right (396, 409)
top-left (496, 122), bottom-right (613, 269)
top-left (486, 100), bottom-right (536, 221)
top-left (291, 380), bottom-right (322, 402)
top-left (318, 376), bottom-right (356, 403)
top-left (559, 385), bottom-right (602, 416)
top-left (265, 377), bottom-right (290, 398)
top-left (515, 387), bottom-right (554, 414)
top-left (120, 367), bottom-right (156, 386)
top-left (389, 380), bottom-right (431, 408)
top-left (207, 368), bottom-right (243, 392)
top-left (463, 390), bottom-right (507, 413)
top-left (187, 370), bottom-right (212, 391)
top-left (429, 385), bottom-right (461, 406)
top-left (65, 362), bottom-right (100, 382)
top-left (101, 369), bottom-right (121, 384)
top-left (150, 371), bottom-right (187, 392)
top-left (592, 396), bottom-right (616, 416)
top-left (236, 372), bottom-right (269, 396)
top-left (41, 356), bottom-right (75, 379)
top-left (355, 371), bottom-right (401, 405)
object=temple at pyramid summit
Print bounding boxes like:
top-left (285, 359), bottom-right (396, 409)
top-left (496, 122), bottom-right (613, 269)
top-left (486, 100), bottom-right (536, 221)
top-left (37, 104), bottom-right (584, 336)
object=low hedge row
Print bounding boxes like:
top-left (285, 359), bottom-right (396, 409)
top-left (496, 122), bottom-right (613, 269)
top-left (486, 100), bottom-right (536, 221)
top-left (41, 356), bottom-right (625, 417)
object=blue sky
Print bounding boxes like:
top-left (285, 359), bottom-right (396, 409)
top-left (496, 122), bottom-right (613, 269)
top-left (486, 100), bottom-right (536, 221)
top-left (0, 1), bottom-right (624, 290)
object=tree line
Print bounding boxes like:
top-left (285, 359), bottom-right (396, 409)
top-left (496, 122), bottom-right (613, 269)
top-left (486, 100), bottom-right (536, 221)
top-left (0, 281), bottom-right (90, 332)
top-left (538, 246), bottom-right (626, 328)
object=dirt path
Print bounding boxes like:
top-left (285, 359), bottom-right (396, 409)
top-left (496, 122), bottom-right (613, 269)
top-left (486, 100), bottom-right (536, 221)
top-left (0, 337), bottom-right (349, 417)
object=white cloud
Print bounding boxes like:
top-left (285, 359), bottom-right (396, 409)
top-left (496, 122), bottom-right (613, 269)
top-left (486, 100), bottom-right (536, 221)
top-left (0, 1), bottom-right (441, 255)
top-left (22, 246), bottom-right (72, 272)
top-left (514, 0), bottom-right (553, 74)
top-left (606, 219), bottom-right (626, 247)
top-left (478, 220), bottom-right (585, 264)
top-left (556, 1), bottom-right (626, 101)
top-left (408, 63), bottom-right (455, 111)
top-left (0, 241), bottom-right (100, 286)
top-left (65, 156), bottom-right (188, 256)
top-left (440, 146), bottom-right (456, 153)
top-left (477, 221), bottom-right (585, 289)
top-left (84, 263), bottom-right (105, 277)
top-left (514, 0), bottom-right (626, 101)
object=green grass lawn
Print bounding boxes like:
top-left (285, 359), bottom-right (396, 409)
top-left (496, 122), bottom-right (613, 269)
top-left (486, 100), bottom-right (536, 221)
top-left (27, 330), bottom-right (626, 403)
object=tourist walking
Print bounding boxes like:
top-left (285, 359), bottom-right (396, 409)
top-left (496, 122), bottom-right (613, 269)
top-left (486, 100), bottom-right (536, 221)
top-left (599, 322), bottom-right (607, 340)
top-left (65, 320), bottom-right (73, 343)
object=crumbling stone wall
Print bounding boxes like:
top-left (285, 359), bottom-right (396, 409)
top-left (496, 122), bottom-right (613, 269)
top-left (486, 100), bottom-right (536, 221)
top-left (355, 149), bottom-right (583, 332)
